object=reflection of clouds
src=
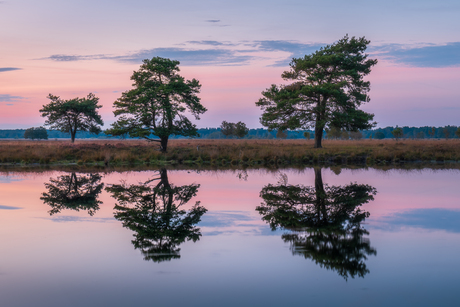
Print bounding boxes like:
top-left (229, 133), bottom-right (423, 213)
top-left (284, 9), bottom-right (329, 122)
top-left (202, 230), bottom-right (236, 236)
top-left (200, 211), bottom-right (285, 236)
top-left (0, 67), bottom-right (21, 72)
top-left (199, 211), bottom-right (254, 227)
top-left (374, 209), bottom-right (460, 233)
top-left (0, 205), bottom-right (22, 210)
top-left (0, 176), bottom-right (24, 183)
top-left (40, 216), bottom-right (116, 223)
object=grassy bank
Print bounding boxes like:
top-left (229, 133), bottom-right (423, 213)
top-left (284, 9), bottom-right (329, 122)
top-left (1, 139), bottom-right (460, 167)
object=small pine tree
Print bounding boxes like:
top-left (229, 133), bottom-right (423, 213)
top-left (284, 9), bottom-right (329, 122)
top-left (391, 127), bottom-right (403, 139)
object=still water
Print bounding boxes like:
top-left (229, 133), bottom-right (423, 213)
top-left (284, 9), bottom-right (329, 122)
top-left (0, 167), bottom-right (459, 307)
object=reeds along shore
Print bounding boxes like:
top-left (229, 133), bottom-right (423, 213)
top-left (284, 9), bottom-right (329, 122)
top-left (0, 139), bottom-right (460, 166)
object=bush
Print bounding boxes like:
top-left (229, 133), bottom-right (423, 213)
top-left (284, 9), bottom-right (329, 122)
top-left (24, 127), bottom-right (48, 140)
top-left (374, 131), bottom-right (385, 139)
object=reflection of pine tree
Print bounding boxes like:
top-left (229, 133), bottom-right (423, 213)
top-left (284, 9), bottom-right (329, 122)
top-left (257, 168), bottom-right (377, 280)
top-left (41, 173), bottom-right (104, 216)
top-left (106, 169), bottom-right (207, 262)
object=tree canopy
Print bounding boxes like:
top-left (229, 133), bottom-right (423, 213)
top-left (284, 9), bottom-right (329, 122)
top-left (24, 127), bottom-right (48, 140)
top-left (40, 93), bottom-right (103, 143)
top-left (391, 127), bottom-right (403, 139)
top-left (106, 169), bottom-right (207, 262)
top-left (106, 57), bottom-right (207, 152)
top-left (256, 35), bottom-right (377, 148)
top-left (257, 168), bottom-right (377, 280)
top-left (41, 173), bottom-right (104, 216)
top-left (220, 121), bottom-right (249, 138)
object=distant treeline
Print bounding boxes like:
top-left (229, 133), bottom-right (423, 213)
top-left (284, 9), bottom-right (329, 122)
top-left (363, 126), bottom-right (459, 139)
top-left (0, 126), bottom-right (458, 140)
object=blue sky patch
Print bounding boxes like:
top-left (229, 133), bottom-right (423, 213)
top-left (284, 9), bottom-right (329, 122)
top-left (374, 43), bottom-right (460, 67)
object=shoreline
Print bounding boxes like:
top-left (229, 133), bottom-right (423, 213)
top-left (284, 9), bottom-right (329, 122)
top-left (1, 139), bottom-right (459, 168)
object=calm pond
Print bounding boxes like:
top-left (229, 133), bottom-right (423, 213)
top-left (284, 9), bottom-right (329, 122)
top-left (0, 167), bottom-right (459, 307)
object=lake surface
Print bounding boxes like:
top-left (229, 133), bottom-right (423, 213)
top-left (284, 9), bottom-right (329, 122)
top-left (0, 167), bottom-right (459, 307)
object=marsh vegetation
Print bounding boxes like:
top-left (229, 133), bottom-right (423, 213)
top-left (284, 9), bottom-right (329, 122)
top-left (1, 138), bottom-right (460, 167)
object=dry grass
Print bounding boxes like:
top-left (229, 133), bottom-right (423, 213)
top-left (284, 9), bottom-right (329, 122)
top-left (1, 138), bottom-right (459, 167)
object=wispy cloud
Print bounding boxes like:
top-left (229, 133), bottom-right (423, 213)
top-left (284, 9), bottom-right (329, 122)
top-left (44, 39), bottom-right (460, 68)
top-left (205, 19), bottom-right (220, 23)
top-left (0, 67), bottom-right (21, 72)
top-left (256, 40), bottom-right (321, 53)
top-left (44, 54), bottom-right (108, 61)
top-left (254, 40), bottom-right (324, 66)
top-left (187, 40), bottom-right (236, 46)
top-left (43, 48), bottom-right (254, 66)
top-left (45, 216), bottom-right (115, 223)
top-left (40, 40), bottom-right (321, 67)
top-left (0, 94), bottom-right (26, 102)
top-left (373, 42), bottom-right (460, 67)
top-left (115, 48), bottom-right (253, 65)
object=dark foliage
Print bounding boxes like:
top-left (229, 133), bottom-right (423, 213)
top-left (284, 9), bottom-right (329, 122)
top-left (41, 173), bottom-right (104, 216)
top-left (256, 35), bottom-right (377, 148)
top-left (40, 93), bottom-right (103, 143)
top-left (106, 57), bottom-right (207, 152)
top-left (106, 169), bottom-right (207, 262)
top-left (24, 127), bottom-right (48, 140)
top-left (257, 168), bottom-right (377, 280)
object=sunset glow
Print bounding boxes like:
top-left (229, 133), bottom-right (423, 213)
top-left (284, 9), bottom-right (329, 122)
top-left (1, 0), bottom-right (459, 129)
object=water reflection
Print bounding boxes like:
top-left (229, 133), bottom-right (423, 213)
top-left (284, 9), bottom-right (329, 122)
top-left (41, 172), bottom-right (104, 216)
top-left (257, 168), bottom-right (377, 280)
top-left (106, 168), bottom-right (207, 262)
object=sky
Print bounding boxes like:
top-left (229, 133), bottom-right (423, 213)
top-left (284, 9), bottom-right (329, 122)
top-left (1, 0), bottom-right (459, 129)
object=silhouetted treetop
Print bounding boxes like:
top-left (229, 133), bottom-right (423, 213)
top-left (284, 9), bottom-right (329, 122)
top-left (257, 168), bottom-right (377, 280)
top-left (106, 169), bottom-right (207, 262)
top-left (41, 172), bottom-right (104, 216)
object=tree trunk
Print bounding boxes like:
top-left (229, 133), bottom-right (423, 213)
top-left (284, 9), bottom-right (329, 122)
top-left (160, 136), bottom-right (169, 153)
top-left (71, 131), bottom-right (76, 143)
top-left (314, 167), bottom-right (328, 225)
top-left (314, 125), bottom-right (324, 148)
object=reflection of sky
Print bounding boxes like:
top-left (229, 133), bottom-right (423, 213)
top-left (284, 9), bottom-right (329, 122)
top-left (0, 176), bottom-right (24, 184)
top-left (375, 209), bottom-right (460, 233)
top-left (0, 205), bottom-right (22, 210)
top-left (199, 211), bottom-right (254, 227)
top-left (199, 210), bottom-right (285, 236)
top-left (0, 168), bottom-right (460, 307)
